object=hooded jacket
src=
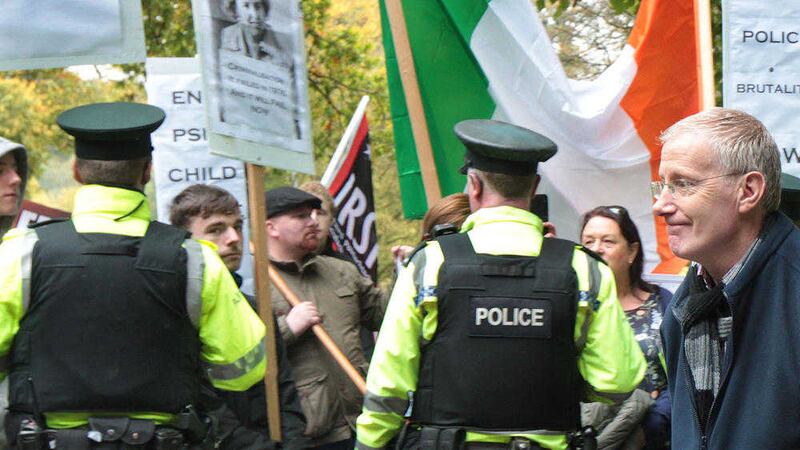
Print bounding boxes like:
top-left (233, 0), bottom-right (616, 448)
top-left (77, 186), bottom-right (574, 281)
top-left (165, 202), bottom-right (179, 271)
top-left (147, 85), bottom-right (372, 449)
top-left (0, 137), bottom-right (28, 237)
top-left (662, 212), bottom-right (800, 449)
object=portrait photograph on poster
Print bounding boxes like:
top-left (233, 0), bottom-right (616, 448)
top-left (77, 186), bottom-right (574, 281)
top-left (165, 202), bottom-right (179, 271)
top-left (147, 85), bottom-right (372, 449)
top-left (191, 0), bottom-right (313, 158)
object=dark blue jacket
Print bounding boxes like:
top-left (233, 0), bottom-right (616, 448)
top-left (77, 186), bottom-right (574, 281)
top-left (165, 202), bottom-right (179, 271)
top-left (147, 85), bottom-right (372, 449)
top-left (662, 212), bottom-right (800, 450)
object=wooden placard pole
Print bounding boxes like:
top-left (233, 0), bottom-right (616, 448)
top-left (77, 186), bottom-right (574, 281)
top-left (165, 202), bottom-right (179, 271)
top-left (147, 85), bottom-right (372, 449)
top-left (695, 0), bottom-right (715, 109)
top-left (246, 163), bottom-right (282, 441)
top-left (385, 0), bottom-right (442, 206)
top-left (267, 265), bottom-right (367, 395)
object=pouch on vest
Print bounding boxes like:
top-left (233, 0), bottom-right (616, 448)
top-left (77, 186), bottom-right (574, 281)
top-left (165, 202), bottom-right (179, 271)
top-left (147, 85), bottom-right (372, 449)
top-left (412, 233), bottom-right (582, 432)
top-left (8, 220), bottom-right (201, 415)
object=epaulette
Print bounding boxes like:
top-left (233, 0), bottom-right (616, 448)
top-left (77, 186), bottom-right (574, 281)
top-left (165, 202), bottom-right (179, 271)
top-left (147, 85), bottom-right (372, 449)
top-left (431, 223), bottom-right (458, 238)
top-left (404, 240), bottom-right (429, 267)
top-left (577, 245), bottom-right (606, 265)
top-left (27, 218), bottom-right (69, 229)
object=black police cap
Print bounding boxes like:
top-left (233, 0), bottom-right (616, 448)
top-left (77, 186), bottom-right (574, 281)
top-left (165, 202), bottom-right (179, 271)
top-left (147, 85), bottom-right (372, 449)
top-left (265, 186), bottom-right (322, 219)
top-left (56, 102), bottom-right (166, 161)
top-left (455, 119), bottom-right (557, 176)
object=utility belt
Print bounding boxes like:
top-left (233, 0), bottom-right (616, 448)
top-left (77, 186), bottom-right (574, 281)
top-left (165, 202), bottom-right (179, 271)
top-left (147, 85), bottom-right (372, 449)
top-left (14, 409), bottom-right (216, 450)
top-left (397, 425), bottom-right (597, 450)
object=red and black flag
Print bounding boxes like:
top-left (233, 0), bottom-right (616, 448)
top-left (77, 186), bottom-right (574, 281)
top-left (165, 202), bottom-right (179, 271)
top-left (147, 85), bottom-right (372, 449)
top-left (322, 97), bottom-right (378, 281)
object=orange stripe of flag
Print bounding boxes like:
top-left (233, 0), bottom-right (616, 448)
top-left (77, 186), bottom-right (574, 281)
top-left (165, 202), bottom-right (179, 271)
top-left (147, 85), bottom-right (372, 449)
top-left (621, 0), bottom-right (699, 273)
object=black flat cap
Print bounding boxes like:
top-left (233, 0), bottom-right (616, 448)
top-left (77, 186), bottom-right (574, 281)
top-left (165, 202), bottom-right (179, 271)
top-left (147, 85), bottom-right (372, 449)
top-left (455, 119), bottom-right (557, 176)
top-left (57, 102), bottom-right (166, 161)
top-left (266, 186), bottom-right (322, 218)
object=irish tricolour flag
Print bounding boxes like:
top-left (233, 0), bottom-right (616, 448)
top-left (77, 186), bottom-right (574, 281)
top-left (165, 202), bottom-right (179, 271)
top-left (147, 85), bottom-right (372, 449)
top-left (381, 0), bottom-right (708, 274)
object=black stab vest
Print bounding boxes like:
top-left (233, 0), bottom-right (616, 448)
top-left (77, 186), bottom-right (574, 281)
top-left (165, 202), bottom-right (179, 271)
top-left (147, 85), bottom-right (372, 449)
top-left (9, 220), bottom-right (201, 414)
top-left (411, 233), bottom-right (582, 432)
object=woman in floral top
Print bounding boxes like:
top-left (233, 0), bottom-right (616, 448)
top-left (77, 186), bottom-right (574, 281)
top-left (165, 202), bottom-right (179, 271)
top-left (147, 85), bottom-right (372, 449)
top-left (581, 205), bottom-right (672, 450)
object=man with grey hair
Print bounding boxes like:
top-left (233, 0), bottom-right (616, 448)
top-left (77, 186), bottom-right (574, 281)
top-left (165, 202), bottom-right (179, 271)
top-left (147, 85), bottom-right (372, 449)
top-left (654, 107), bottom-right (800, 449)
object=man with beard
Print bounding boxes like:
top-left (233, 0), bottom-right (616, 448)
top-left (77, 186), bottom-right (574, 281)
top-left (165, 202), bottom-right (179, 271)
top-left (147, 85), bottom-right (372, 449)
top-left (170, 184), bottom-right (309, 449)
top-left (265, 186), bottom-right (387, 450)
top-left (0, 137), bottom-right (27, 238)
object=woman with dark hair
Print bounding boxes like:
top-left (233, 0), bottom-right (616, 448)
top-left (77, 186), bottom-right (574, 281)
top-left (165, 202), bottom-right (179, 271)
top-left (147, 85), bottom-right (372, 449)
top-left (391, 193), bottom-right (472, 264)
top-left (581, 205), bottom-right (671, 450)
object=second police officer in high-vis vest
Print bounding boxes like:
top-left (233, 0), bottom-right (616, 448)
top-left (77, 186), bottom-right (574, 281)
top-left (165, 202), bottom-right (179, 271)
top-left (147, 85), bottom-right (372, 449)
top-left (356, 120), bottom-right (646, 450)
top-left (0, 102), bottom-right (266, 449)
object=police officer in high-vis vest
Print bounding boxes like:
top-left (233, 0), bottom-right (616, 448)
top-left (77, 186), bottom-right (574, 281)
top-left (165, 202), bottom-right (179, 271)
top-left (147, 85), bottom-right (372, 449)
top-left (355, 120), bottom-right (646, 450)
top-left (0, 102), bottom-right (266, 449)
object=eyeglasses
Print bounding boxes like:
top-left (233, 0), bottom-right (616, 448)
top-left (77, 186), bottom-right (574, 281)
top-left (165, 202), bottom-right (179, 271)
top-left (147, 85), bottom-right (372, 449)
top-left (602, 205), bottom-right (628, 217)
top-left (650, 173), bottom-right (741, 200)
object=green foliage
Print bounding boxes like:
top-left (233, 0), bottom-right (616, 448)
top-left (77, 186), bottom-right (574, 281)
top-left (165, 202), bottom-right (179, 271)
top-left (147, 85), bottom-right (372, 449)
top-left (0, 0), bottom-right (415, 287)
top-left (0, 70), bottom-right (142, 189)
top-left (537, 0), bottom-right (638, 15)
top-left (538, 0), bottom-right (723, 104)
top-left (141, 0), bottom-right (197, 57)
top-left (608, 0), bottom-right (640, 14)
top-left (536, 0), bottom-right (573, 17)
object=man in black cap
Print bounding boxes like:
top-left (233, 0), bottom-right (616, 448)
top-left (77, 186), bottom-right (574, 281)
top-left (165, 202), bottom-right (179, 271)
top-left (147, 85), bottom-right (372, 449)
top-left (264, 186), bottom-right (387, 450)
top-left (356, 119), bottom-right (645, 450)
top-left (0, 102), bottom-right (267, 449)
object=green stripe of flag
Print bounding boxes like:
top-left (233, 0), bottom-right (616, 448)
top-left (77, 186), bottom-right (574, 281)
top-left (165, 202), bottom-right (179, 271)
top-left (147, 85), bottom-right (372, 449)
top-left (380, 0), bottom-right (496, 218)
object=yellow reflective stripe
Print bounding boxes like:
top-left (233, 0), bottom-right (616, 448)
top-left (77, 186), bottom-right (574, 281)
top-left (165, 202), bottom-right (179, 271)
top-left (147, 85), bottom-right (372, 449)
top-left (20, 230), bottom-right (39, 314)
top-left (44, 411), bottom-right (174, 429)
top-left (363, 390), bottom-right (409, 415)
top-left (417, 243), bottom-right (444, 341)
top-left (586, 388), bottom-right (633, 405)
top-left (183, 239), bottom-right (205, 329)
top-left (576, 256), bottom-right (602, 352)
top-left (356, 440), bottom-right (384, 450)
top-left (575, 308), bottom-right (591, 353)
top-left (587, 257), bottom-right (601, 307)
top-left (464, 432), bottom-right (568, 450)
top-left (205, 341), bottom-right (265, 382)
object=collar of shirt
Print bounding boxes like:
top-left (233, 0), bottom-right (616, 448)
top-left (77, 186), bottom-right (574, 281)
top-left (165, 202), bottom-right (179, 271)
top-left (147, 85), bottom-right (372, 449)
top-left (459, 206), bottom-right (544, 256)
top-left (695, 223), bottom-right (766, 290)
top-left (71, 184), bottom-right (150, 235)
top-left (461, 205), bottom-right (542, 232)
top-left (269, 253), bottom-right (320, 274)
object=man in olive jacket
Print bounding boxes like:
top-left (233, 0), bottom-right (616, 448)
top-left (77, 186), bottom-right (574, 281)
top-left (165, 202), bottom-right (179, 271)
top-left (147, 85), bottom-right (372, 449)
top-left (265, 187), bottom-right (387, 450)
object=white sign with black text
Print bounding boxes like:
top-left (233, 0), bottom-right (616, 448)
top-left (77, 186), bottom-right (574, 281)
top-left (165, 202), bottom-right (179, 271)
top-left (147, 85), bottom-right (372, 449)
top-left (0, 0), bottom-right (145, 71)
top-left (723, 0), bottom-right (800, 177)
top-left (190, 0), bottom-right (315, 173)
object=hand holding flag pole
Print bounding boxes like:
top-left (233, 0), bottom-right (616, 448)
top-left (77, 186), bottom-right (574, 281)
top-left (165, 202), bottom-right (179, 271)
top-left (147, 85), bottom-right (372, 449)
top-left (267, 264), bottom-right (368, 395)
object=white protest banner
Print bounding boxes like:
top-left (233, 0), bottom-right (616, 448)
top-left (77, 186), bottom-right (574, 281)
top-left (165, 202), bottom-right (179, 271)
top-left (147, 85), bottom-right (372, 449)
top-left (0, 0), bottom-right (145, 71)
top-left (190, 0), bottom-right (315, 174)
top-left (145, 57), bottom-right (254, 294)
top-left (723, 1), bottom-right (800, 177)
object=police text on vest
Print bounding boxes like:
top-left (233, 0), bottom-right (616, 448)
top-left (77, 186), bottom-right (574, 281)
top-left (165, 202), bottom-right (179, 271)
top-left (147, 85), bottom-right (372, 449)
top-left (474, 307), bottom-right (546, 327)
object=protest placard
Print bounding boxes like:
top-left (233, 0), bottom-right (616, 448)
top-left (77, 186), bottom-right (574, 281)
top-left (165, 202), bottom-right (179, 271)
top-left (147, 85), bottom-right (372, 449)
top-left (0, 0), bottom-right (145, 71)
top-left (723, 1), bottom-right (800, 177)
top-left (145, 57), bottom-right (254, 294)
top-left (190, 0), bottom-right (314, 173)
